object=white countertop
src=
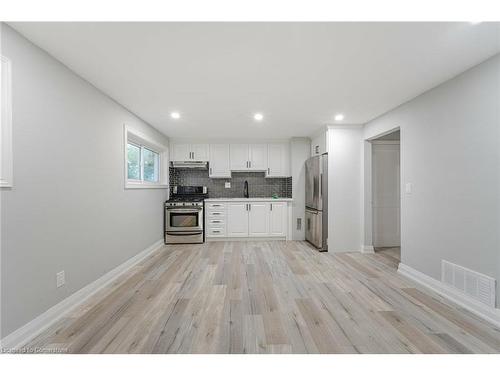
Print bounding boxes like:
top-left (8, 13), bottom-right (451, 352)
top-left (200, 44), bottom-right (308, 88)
top-left (205, 197), bottom-right (293, 202)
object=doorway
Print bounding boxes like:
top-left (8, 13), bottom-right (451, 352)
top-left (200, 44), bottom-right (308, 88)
top-left (371, 130), bottom-right (400, 261)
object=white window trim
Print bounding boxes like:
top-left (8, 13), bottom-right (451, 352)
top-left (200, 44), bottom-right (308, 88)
top-left (124, 124), bottom-right (169, 189)
top-left (1, 55), bottom-right (13, 188)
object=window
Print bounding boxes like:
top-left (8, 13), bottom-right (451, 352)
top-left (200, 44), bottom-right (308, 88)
top-left (142, 147), bottom-right (159, 182)
top-left (127, 143), bottom-right (141, 180)
top-left (124, 125), bottom-right (168, 189)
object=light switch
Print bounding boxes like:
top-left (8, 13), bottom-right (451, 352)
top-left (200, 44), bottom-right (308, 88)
top-left (405, 182), bottom-right (412, 194)
top-left (225, 181), bottom-right (231, 188)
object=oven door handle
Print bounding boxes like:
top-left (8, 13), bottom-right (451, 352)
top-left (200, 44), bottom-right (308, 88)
top-left (166, 231), bottom-right (203, 236)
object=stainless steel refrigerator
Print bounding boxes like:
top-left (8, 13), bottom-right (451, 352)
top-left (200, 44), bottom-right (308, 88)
top-left (305, 154), bottom-right (328, 251)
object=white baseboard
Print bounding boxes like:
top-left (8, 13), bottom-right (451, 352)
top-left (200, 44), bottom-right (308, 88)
top-left (361, 245), bottom-right (375, 253)
top-left (1, 239), bottom-right (164, 350)
top-left (398, 263), bottom-right (500, 329)
top-left (207, 236), bottom-right (287, 242)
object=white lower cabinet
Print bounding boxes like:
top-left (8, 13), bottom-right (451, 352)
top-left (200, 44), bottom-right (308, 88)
top-left (226, 202), bottom-right (249, 237)
top-left (206, 199), bottom-right (289, 240)
top-left (248, 202), bottom-right (270, 237)
top-left (269, 202), bottom-right (287, 236)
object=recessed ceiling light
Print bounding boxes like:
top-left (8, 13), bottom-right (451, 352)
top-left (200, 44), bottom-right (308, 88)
top-left (170, 112), bottom-right (180, 119)
top-left (253, 113), bottom-right (264, 121)
top-left (334, 113), bottom-right (345, 121)
top-left (469, 21), bottom-right (482, 25)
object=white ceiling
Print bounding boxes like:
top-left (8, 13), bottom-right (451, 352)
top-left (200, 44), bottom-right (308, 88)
top-left (9, 22), bottom-right (500, 139)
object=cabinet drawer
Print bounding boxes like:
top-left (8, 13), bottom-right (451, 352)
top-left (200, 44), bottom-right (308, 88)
top-left (207, 210), bottom-right (225, 218)
top-left (207, 227), bottom-right (226, 237)
top-left (207, 218), bottom-right (225, 226)
top-left (206, 202), bottom-right (226, 210)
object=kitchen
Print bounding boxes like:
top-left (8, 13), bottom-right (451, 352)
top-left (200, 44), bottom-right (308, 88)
top-left (165, 142), bottom-right (295, 243)
top-left (1, 19), bottom-right (500, 359)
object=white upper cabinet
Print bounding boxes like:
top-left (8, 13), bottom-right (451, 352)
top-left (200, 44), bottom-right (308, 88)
top-left (230, 144), bottom-right (249, 171)
top-left (172, 141), bottom-right (289, 177)
top-left (209, 144), bottom-right (231, 178)
top-left (267, 143), bottom-right (290, 177)
top-left (191, 144), bottom-right (209, 161)
top-left (248, 202), bottom-right (270, 236)
top-left (248, 144), bottom-right (268, 171)
top-left (230, 143), bottom-right (267, 171)
top-left (170, 143), bottom-right (209, 162)
top-left (311, 130), bottom-right (327, 156)
top-left (269, 202), bottom-right (287, 236)
top-left (171, 143), bottom-right (191, 162)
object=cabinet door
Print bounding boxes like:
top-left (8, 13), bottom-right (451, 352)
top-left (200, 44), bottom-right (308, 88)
top-left (230, 144), bottom-right (249, 171)
top-left (248, 202), bottom-right (270, 237)
top-left (248, 144), bottom-right (267, 171)
top-left (267, 143), bottom-right (290, 177)
top-left (269, 202), bottom-right (287, 236)
top-left (209, 144), bottom-right (231, 178)
top-left (191, 144), bottom-right (209, 161)
top-left (171, 143), bottom-right (191, 162)
top-left (227, 203), bottom-right (249, 237)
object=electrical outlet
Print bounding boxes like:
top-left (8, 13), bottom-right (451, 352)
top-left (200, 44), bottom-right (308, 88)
top-left (225, 181), bottom-right (231, 188)
top-left (56, 271), bottom-right (65, 288)
top-left (297, 218), bottom-right (302, 230)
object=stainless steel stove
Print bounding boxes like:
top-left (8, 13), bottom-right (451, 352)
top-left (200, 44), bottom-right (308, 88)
top-left (164, 186), bottom-right (207, 244)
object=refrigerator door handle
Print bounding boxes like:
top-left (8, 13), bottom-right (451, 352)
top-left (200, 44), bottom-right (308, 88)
top-left (319, 173), bottom-right (322, 197)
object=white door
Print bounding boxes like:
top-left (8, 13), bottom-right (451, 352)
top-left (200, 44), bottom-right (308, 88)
top-left (372, 143), bottom-right (400, 247)
top-left (227, 203), bottom-right (249, 237)
top-left (248, 144), bottom-right (267, 171)
top-left (267, 143), bottom-right (289, 177)
top-left (191, 144), bottom-right (209, 161)
top-left (248, 202), bottom-right (270, 237)
top-left (269, 202), bottom-right (287, 236)
top-left (209, 144), bottom-right (231, 178)
top-left (230, 144), bottom-right (249, 171)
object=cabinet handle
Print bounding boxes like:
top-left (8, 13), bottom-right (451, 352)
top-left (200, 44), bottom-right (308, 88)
top-left (270, 204), bottom-right (273, 211)
top-left (268, 167), bottom-right (270, 174)
top-left (249, 204), bottom-right (251, 211)
top-left (209, 167), bottom-right (212, 174)
top-left (249, 161), bottom-right (251, 168)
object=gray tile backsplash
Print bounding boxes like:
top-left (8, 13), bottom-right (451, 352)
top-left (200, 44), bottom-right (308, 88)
top-left (169, 168), bottom-right (292, 198)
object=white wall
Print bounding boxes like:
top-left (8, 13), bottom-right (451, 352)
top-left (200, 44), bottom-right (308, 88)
top-left (327, 126), bottom-right (363, 252)
top-left (0, 24), bottom-right (169, 338)
top-left (290, 138), bottom-right (310, 240)
top-left (364, 54), bottom-right (500, 306)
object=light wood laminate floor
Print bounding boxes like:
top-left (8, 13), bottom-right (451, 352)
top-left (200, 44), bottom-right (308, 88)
top-left (27, 241), bottom-right (500, 353)
top-left (375, 246), bottom-right (401, 262)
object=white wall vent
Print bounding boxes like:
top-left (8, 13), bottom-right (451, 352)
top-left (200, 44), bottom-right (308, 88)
top-left (441, 260), bottom-right (496, 308)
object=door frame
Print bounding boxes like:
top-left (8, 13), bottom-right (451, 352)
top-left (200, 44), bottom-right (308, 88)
top-left (362, 126), bottom-right (401, 254)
